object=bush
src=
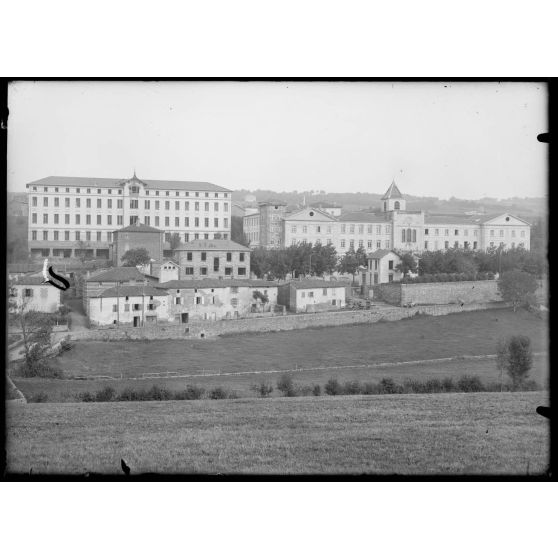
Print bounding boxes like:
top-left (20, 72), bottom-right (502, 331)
top-left (378, 378), bottom-right (403, 394)
top-left (403, 378), bottom-right (427, 393)
top-left (146, 385), bottom-right (173, 401)
top-left (297, 384), bottom-right (314, 397)
top-left (362, 382), bottom-right (380, 395)
top-left (441, 377), bottom-right (456, 392)
top-left (324, 378), bottom-right (343, 395)
top-left (31, 392), bottom-right (48, 403)
top-left (277, 374), bottom-right (297, 397)
top-left (312, 384), bottom-right (321, 396)
top-left (424, 378), bottom-right (444, 393)
top-left (95, 386), bottom-right (116, 402)
top-left (343, 381), bottom-right (363, 395)
top-left (208, 387), bottom-right (230, 399)
top-left (251, 381), bottom-right (274, 398)
top-left (17, 358), bottom-right (63, 379)
top-left (77, 391), bottom-right (95, 402)
top-left (457, 375), bottom-right (484, 392)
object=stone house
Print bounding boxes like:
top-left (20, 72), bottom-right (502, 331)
top-left (174, 239), bottom-right (250, 280)
top-left (87, 285), bottom-right (169, 326)
top-left (277, 280), bottom-right (349, 313)
top-left (8, 275), bottom-right (61, 313)
top-left (83, 266), bottom-right (155, 316)
top-left (139, 259), bottom-right (180, 283)
top-left (365, 249), bottom-right (403, 286)
top-left (154, 279), bottom-right (278, 323)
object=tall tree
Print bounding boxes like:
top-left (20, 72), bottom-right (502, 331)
top-left (496, 335), bottom-right (533, 390)
top-left (395, 252), bottom-right (418, 276)
top-left (337, 248), bottom-right (359, 283)
top-left (169, 232), bottom-right (182, 252)
top-left (498, 269), bottom-right (538, 312)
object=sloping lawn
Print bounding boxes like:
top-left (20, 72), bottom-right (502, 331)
top-left (5, 391), bottom-right (550, 475)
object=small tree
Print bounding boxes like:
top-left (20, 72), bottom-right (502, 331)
top-left (496, 335), bottom-right (533, 391)
top-left (9, 297), bottom-right (58, 377)
top-left (498, 269), bottom-right (538, 312)
top-left (169, 233), bottom-right (182, 252)
top-left (252, 290), bottom-right (269, 304)
top-left (121, 248), bottom-right (151, 267)
top-left (337, 248), bottom-right (359, 283)
top-left (395, 252), bottom-right (418, 277)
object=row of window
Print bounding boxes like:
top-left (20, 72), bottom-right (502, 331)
top-left (340, 239), bottom-right (390, 249)
top-left (423, 240), bottom-right (526, 250)
top-left (424, 228), bottom-right (526, 238)
top-left (183, 266), bottom-right (247, 276)
top-left (340, 224), bottom-right (391, 235)
top-left (30, 230), bottom-right (230, 242)
top-left (31, 213), bottom-right (229, 228)
top-left (30, 186), bottom-right (229, 198)
top-left (32, 197), bottom-right (229, 212)
top-left (300, 288), bottom-right (338, 298)
top-left (184, 252), bottom-right (246, 262)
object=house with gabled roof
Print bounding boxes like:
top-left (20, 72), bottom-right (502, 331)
top-left (277, 279), bottom-right (350, 313)
top-left (283, 207), bottom-right (338, 248)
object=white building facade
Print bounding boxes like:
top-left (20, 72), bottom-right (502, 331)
top-left (26, 173), bottom-right (232, 260)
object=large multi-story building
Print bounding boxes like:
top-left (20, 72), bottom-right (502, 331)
top-left (25, 173), bottom-right (232, 260)
top-left (242, 200), bottom-right (287, 249)
top-left (244, 181), bottom-right (531, 253)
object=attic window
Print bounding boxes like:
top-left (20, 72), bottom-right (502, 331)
top-left (274, 206), bottom-right (278, 209)
top-left (309, 211), bottom-right (314, 216)
top-left (505, 217), bottom-right (510, 222)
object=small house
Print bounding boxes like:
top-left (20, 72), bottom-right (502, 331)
top-left (277, 280), bottom-right (349, 313)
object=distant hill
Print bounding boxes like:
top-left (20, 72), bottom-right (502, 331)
top-left (230, 189), bottom-right (546, 222)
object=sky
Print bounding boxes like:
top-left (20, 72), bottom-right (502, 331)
top-left (7, 81), bottom-right (548, 200)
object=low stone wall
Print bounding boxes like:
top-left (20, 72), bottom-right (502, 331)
top-left (375, 280), bottom-right (501, 307)
top-left (66, 301), bottom-right (510, 341)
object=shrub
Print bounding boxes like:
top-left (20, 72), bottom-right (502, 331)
top-left (31, 392), bottom-right (49, 403)
top-left (146, 385), bottom-right (173, 401)
top-left (209, 387), bottom-right (229, 399)
top-left (424, 378), bottom-right (444, 393)
top-left (277, 374), bottom-right (297, 397)
top-left (457, 375), bottom-right (484, 392)
top-left (362, 382), bottom-right (380, 395)
top-left (77, 391), bottom-right (95, 402)
top-left (297, 384), bottom-right (314, 397)
top-left (497, 335), bottom-right (533, 390)
top-left (441, 377), bottom-right (456, 392)
top-left (324, 378), bottom-right (343, 395)
top-left (183, 385), bottom-right (205, 400)
top-left (378, 378), bottom-right (403, 394)
top-left (251, 381), bottom-right (274, 398)
top-left (95, 386), bottom-right (116, 402)
top-left (312, 384), bottom-right (321, 396)
top-left (403, 379), bottom-right (427, 393)
top-left (342, 381), bottom-right (363, 395)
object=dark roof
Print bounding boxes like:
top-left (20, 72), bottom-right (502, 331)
top-left (258, 200), bottom-right (287, 207)
top-left (286, 280), bottom-right (350, 290)
top-left (114, 223), bottom-right (163, 234)
top-left (11, 276), bottom-right (48, 285)
top-left (154, 279), bottom-right (277, 290)
top-left (27, 176), bottom-right (230, 192)
top-left (86, 267), bottom-right (147, 282)
top-left (8, 263), bottom-right (42, 273)
top-left (93, 285), bottom-right (165, 298)
top-left (175, 239), bottom-right (250, 252)
top-left (367, 249), bottom-right (399, 259)
top-left (381, 181), bottom-right (404, 200)
top-left (338, 212), bottom-right (388, 223)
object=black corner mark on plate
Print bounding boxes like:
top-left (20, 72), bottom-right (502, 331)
top-left (537, 133), bottom-right (549, 143)
top-left (536, 406), bottom-right (551, 419)
top-left (121, 458), bottom-right (131, 476)
top-left (44, 266), bottom-right (70, 291)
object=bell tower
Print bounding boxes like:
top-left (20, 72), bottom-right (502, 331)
top-left (381, 180), bottom-right (406, 212)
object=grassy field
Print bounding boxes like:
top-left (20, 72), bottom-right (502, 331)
top-left (11, 308), bottom-right (549, 402)
top-left (5, 391), bottom-right (550, 475)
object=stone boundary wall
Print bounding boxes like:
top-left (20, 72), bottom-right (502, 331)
top-left (376, 280), bottom-right (500, 307)
top-left (66, 301), bottom-right (511, 341)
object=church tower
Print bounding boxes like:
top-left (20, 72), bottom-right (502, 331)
top-left (381, 180), bottom-right (406, 212)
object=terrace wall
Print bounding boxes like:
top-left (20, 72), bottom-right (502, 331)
top-left (65, 301), bottom-right (510, 341)
top-left (375, 280), bottom-right (501, 306)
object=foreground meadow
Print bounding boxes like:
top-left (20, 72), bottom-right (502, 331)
top-left (6, 391), bottom-right (550, 475)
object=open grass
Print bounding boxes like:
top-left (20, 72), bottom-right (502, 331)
top-left (13, 353), bottom-right (549, 402)
top-left (51, 308), bottom-right (548, 377)
top-left (5, 391), bottom-right (550, 475)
